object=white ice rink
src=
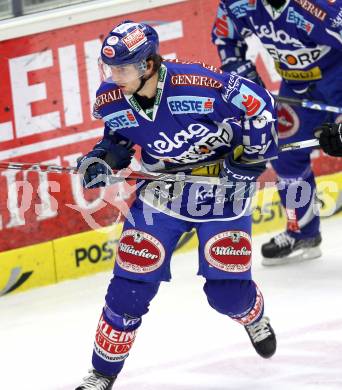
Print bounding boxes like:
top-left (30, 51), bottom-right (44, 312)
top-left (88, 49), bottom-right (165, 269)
top-left (1, 216), bottom-right (342, 390)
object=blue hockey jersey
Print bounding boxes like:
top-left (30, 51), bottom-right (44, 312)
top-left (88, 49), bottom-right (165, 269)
top-left (93, 60), bottom-right (278, 221)
top-left (212, 0), bottom-right (342, 89)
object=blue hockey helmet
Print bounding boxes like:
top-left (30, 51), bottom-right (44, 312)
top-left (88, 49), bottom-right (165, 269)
top-left (100, 20), bottom-right (159, 66)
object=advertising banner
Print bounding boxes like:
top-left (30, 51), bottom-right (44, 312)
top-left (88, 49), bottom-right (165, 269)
top-left (0, 2), bottom-right (207, 251)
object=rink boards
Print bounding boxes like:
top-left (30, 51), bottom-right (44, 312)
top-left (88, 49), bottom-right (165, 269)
top-left (1, 171), bottom-right (341, 296)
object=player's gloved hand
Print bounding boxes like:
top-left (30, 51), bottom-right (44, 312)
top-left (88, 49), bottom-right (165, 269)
top-left (221, 60), bottom-right (264, 87)
top-left (77, 138), bottom-right (135, 188)
top-left (314, 123), bottom-right (342, 157)
top-left (220, 147), bottom-right (266, 201)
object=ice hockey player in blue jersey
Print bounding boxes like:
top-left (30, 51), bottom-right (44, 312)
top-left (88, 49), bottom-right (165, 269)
top-left (212, 0), bottom-right (342, 265)
top-left (75, 21), bottom-right (278, 389)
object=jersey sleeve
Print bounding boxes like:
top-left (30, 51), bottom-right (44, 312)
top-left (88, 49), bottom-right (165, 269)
top-left (93, 83), bottom-right (135, 149)
top-left (102, 124), bottom-right (135, 149)
top-left (220, 73), bottom-right (278, 162)
top-left (211, 0), bottom-right (249, 67)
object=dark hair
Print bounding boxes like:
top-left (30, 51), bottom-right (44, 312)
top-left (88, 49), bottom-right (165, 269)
top-left (147, 54), bottom-right (163, 73)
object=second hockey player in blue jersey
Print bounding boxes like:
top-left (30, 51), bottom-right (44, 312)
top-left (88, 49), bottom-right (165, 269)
top-left (75, 20), bottom-right (278, 390)
top-left (212, 0), bottom-right (342, 265)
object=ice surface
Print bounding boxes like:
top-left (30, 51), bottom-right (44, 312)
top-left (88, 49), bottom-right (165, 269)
top-left (1, 216), bottom-right (341, 390)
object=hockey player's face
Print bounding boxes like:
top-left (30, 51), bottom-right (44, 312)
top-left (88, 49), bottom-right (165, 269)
top-left (109, 63), bottom-right (147, 93)
top-left (115, 77), bottom-right (142, 95)
top-left (110, 64), bottom-right (141, 83)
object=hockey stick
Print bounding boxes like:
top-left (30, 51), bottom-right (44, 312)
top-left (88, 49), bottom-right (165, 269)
top-left (0, 160), bottom-right (222, 185)
top-left (164, 138), bottom-right (320, 171)
top-left (275, 95), bottom-right (342, 114)
top-left (277, 138), bottom-right (319, 152)
top-left (0, 138), bottom-right (319, 184)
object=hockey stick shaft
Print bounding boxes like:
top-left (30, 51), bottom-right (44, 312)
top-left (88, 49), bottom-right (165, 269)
top-left (0, 160), bottom-right (220, 185)
top-left (0, 137), bottom-right (319, 182)
top-left (279, 138), bottom-right (319, 152)
top-left (275, 95), bottom-right (342, 114)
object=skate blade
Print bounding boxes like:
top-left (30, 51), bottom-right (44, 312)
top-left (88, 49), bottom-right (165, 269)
top-left (262, 246), bottom-right (322, 266)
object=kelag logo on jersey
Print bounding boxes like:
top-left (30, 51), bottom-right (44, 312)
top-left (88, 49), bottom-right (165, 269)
top-left (287, 7), bottom-right (314, 34)
top-left (232, 84), bottom-right (265, 117)
top-left (229, 0), bottom-right (256, 19)
top-left (103, 109), bottom-right (139, 131)
top-left (167, 96), bottom-right (215, 115)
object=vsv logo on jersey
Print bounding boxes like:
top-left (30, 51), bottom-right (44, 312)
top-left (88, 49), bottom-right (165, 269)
top-left (103, 109), bottom-right (139, 131)
top-left (229, 0), bottom-right (256, 18)
top-left (287, 7), bottom-right (314, 34)
top-left (232, 84), bottom-right (265, 117)
top-left (167, 96), bottom-right (215, 115)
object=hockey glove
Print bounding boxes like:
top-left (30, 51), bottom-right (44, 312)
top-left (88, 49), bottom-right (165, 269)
top-left (314, 123), bottom-right (342, 157)
top-left (77, 138), bottom-right (135, 188)
top-left (220, 148), bottom-right (266, 201)
top-left (221, 60), bottom-right (264, 87)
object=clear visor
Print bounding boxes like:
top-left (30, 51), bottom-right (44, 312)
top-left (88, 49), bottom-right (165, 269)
top-left (98, 58), bottom-right (147, 84)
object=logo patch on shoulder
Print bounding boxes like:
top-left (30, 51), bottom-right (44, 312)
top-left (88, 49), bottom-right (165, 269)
top-left (231, 84), bottom-right (265, 117)
top-left (103, 109), bottom-right (139, 131)
top-left (167, 96), bottom-right (215, 114)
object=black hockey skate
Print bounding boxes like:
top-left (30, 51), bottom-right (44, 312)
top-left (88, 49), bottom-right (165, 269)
top-left (75, 369), bottom-right (117, 390)
top-left (245, 316), bottom-right (276, 358)
top-left (261, 231), bottom-right (322, 266)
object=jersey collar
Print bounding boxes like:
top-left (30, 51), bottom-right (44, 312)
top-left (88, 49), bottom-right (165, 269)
top-left (124, 64), bottom-right (167, 122)
top-left (261, 0), bottom-right (290, 20)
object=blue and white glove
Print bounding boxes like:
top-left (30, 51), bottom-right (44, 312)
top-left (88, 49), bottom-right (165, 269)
top-left (77, 138), bottom-right (135, 188)
top-left (220, 150), bottom-right (266, 201)
top-left (221, 59), bottom-right (264, 87)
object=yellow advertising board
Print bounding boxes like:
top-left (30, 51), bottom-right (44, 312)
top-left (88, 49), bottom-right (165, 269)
top-left (53, 224), bottom-right (123, 282)
top-left (0, 242), bottom-right (55, 296)
top-left (252, 172), bottom-right (342, 235)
